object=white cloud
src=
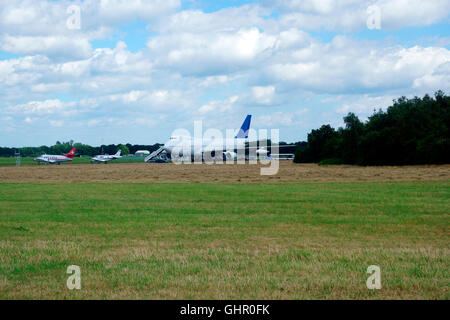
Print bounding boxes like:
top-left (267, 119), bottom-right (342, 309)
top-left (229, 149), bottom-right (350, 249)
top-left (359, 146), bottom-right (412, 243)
top-left (7, 99), bottom-right (75, 115)
top-left (135, 118), bottom-right (157, 127)
top-left (198, 96), bottom-right (239, 115)
top-left (0, 35), bottom-right (92, 60)
top-left (94, 0), bottom-right (180, 25)
top-left (251, 86), bottom-right (275, 105)
top-left (107, 89), bottom-right (187, 111)
top-left (264, 38), bottom-right (450, 94)
top-left (376, 0), bottom-right (450, 29)
top-left (256, 110), bottom-right (306, 127)
top-left (0, 41), bottom-right (153, 102)
top-left (0, 0), bottom-right (180, 35)
top-left (30, 82), bottom-right (71, 93)
top-left (49, 120), bottom-right (63, 127)
top-left (0, 0), bottom-right (180, 59)
top-left (155, 6), bottom-right (269, 34)
top-left (274, 0), bottom-right (450, 31)
top-left (0, 0), bottom-right (449, 146)
top-left (335, 95), bottom-right (396, 115)
top-left (88, 42), bottom-right (152, 75)
top-left (148, 27), bottom-right (276, 76)
top-left (87, 119), bottom-right (100, 127)
top-left (200, 75), bottom-right (235, 88)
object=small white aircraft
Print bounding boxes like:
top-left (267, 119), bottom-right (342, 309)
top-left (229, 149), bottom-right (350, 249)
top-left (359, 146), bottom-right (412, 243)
top-left (256, 146), bottom-right (269, 156)
top-left (91, 150), bottom-right (122, 163)
top-left (34, 148), bottom-right (76, 165)
top-left (145, 115), bottom-right (252, 162)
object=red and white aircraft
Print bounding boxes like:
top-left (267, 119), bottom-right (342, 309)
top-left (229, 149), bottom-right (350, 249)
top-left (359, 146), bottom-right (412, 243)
top-left (34, 148), bottom-right (76, 165)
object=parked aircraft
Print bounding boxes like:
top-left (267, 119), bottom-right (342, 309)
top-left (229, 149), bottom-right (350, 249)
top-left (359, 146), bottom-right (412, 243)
top-left (145, 115), bottom-right (252, 162)
top-left (34, 148), bottom-right (76, 165)
top-left (256, 146), bottom-right (269, 156)
top-left (91, 150), bottom-right (122, 163)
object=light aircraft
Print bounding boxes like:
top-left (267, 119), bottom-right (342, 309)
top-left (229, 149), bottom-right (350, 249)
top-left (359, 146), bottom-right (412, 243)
top-left (91, 150), bottom-right (122, 163)
top-left (145, 115), bottom-right (252, 162)
top-left (34, 148), bottom-right (76, 165)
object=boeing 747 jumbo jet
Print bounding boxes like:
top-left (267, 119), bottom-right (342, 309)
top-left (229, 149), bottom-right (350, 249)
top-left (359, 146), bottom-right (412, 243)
top-left (34, 148), bottom-right (76, 165)
top-left (91, 150), bottom-right (122, 163)
top-left (145, 115), bottom-right (252, 162)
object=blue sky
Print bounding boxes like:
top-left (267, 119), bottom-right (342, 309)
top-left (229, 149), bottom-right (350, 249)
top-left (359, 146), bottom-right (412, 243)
top-left (0, 0), bottom-right (449, 147)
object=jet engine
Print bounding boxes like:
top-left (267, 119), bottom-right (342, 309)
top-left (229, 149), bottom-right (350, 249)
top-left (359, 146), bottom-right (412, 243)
top-left (222, 151), bottom-right (237, 161)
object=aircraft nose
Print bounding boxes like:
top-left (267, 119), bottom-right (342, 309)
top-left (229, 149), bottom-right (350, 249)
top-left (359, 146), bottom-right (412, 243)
top-left (163, 144), bottom-right (172, 153)
top-left (164, 139), bottom-right (173, 147)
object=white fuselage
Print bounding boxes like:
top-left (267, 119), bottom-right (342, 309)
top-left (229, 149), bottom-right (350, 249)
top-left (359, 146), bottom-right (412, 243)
top-left (162, 135), bottom-right (248, 159)
top-left (91, 150), bottom-right (122, 163)
top-left (91, 154), bottom-right (120, 162)
top-left (145, 115), bottom-right (252, 162)
top-left (34, 154), bottom-right (72, 164)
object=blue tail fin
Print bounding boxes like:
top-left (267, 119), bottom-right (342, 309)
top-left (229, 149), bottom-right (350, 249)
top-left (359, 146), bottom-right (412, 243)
top-left (235, 115), bottom-right (251, 138)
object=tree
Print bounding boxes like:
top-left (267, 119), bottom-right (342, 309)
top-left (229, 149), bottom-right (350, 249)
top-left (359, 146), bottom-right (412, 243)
top-left (294, 125), bottom-right (340, 163)
top-left (341, 113), bottom-right (364, 164)
top-left (294, 91), bottom-right (450, 165)
top-left (118, 144), bottom-right (130, 155)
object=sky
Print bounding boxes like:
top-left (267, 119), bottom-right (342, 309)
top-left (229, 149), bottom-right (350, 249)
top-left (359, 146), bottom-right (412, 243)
top-left (0, 0), bottom-right (449, 147)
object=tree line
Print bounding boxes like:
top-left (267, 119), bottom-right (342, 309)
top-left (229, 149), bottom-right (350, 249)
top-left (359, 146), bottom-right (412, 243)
top-left (0, 141), bottom-right (163, 157)
top-left (2, 91), bottom-right (448, 164)
top-left (294, 91), bottom-right (450, 165)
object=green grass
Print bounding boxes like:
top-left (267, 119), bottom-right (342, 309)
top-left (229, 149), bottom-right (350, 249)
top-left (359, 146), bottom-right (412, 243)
top-left (0, 156), bottom-right (145, 166)
top-left (0, 181), bottom-right (449, 299)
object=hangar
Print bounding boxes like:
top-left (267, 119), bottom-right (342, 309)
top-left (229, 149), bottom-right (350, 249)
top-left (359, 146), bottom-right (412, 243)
top-left (135, 150), bottom-right (150, 156)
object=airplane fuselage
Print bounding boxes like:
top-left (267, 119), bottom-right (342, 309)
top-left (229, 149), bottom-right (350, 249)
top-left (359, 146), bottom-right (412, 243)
top-left (163, 136), bottom-right (248, 154)
top-left (34, 148), bottom-right (76, 164)
top-left (34, 155), bottom-right (72, 164)
top-left (145, 115), bottom-right (252, 162)
top-left (91, 151), bottom-right (122, 163)
top-left (163, 136), bottom-right (248, 158)
top-left (91, 155), bottom-right (118, 162)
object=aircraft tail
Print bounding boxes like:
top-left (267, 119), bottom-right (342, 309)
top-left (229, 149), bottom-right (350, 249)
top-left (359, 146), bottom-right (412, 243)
top-left (64, 148), bottom-right (76, 159)
top-left (235, 115), bottom-right (251, 138)
top-left (115, 150), bottom-right (121, 156)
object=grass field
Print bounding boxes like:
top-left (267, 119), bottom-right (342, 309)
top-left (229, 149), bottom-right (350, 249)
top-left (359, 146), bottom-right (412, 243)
top-left (1, 162), bottom-right (449, 183)
top-left (0, 180), bottom-right (448, 299)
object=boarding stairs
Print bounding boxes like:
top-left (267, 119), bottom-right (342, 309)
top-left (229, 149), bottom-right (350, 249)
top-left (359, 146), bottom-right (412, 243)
top-left (144, 147), bottom-right (165, 162)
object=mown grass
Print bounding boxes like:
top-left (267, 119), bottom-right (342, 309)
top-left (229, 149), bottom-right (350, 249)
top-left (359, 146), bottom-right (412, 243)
top-left (0, 181), bottom-right (448, 299)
